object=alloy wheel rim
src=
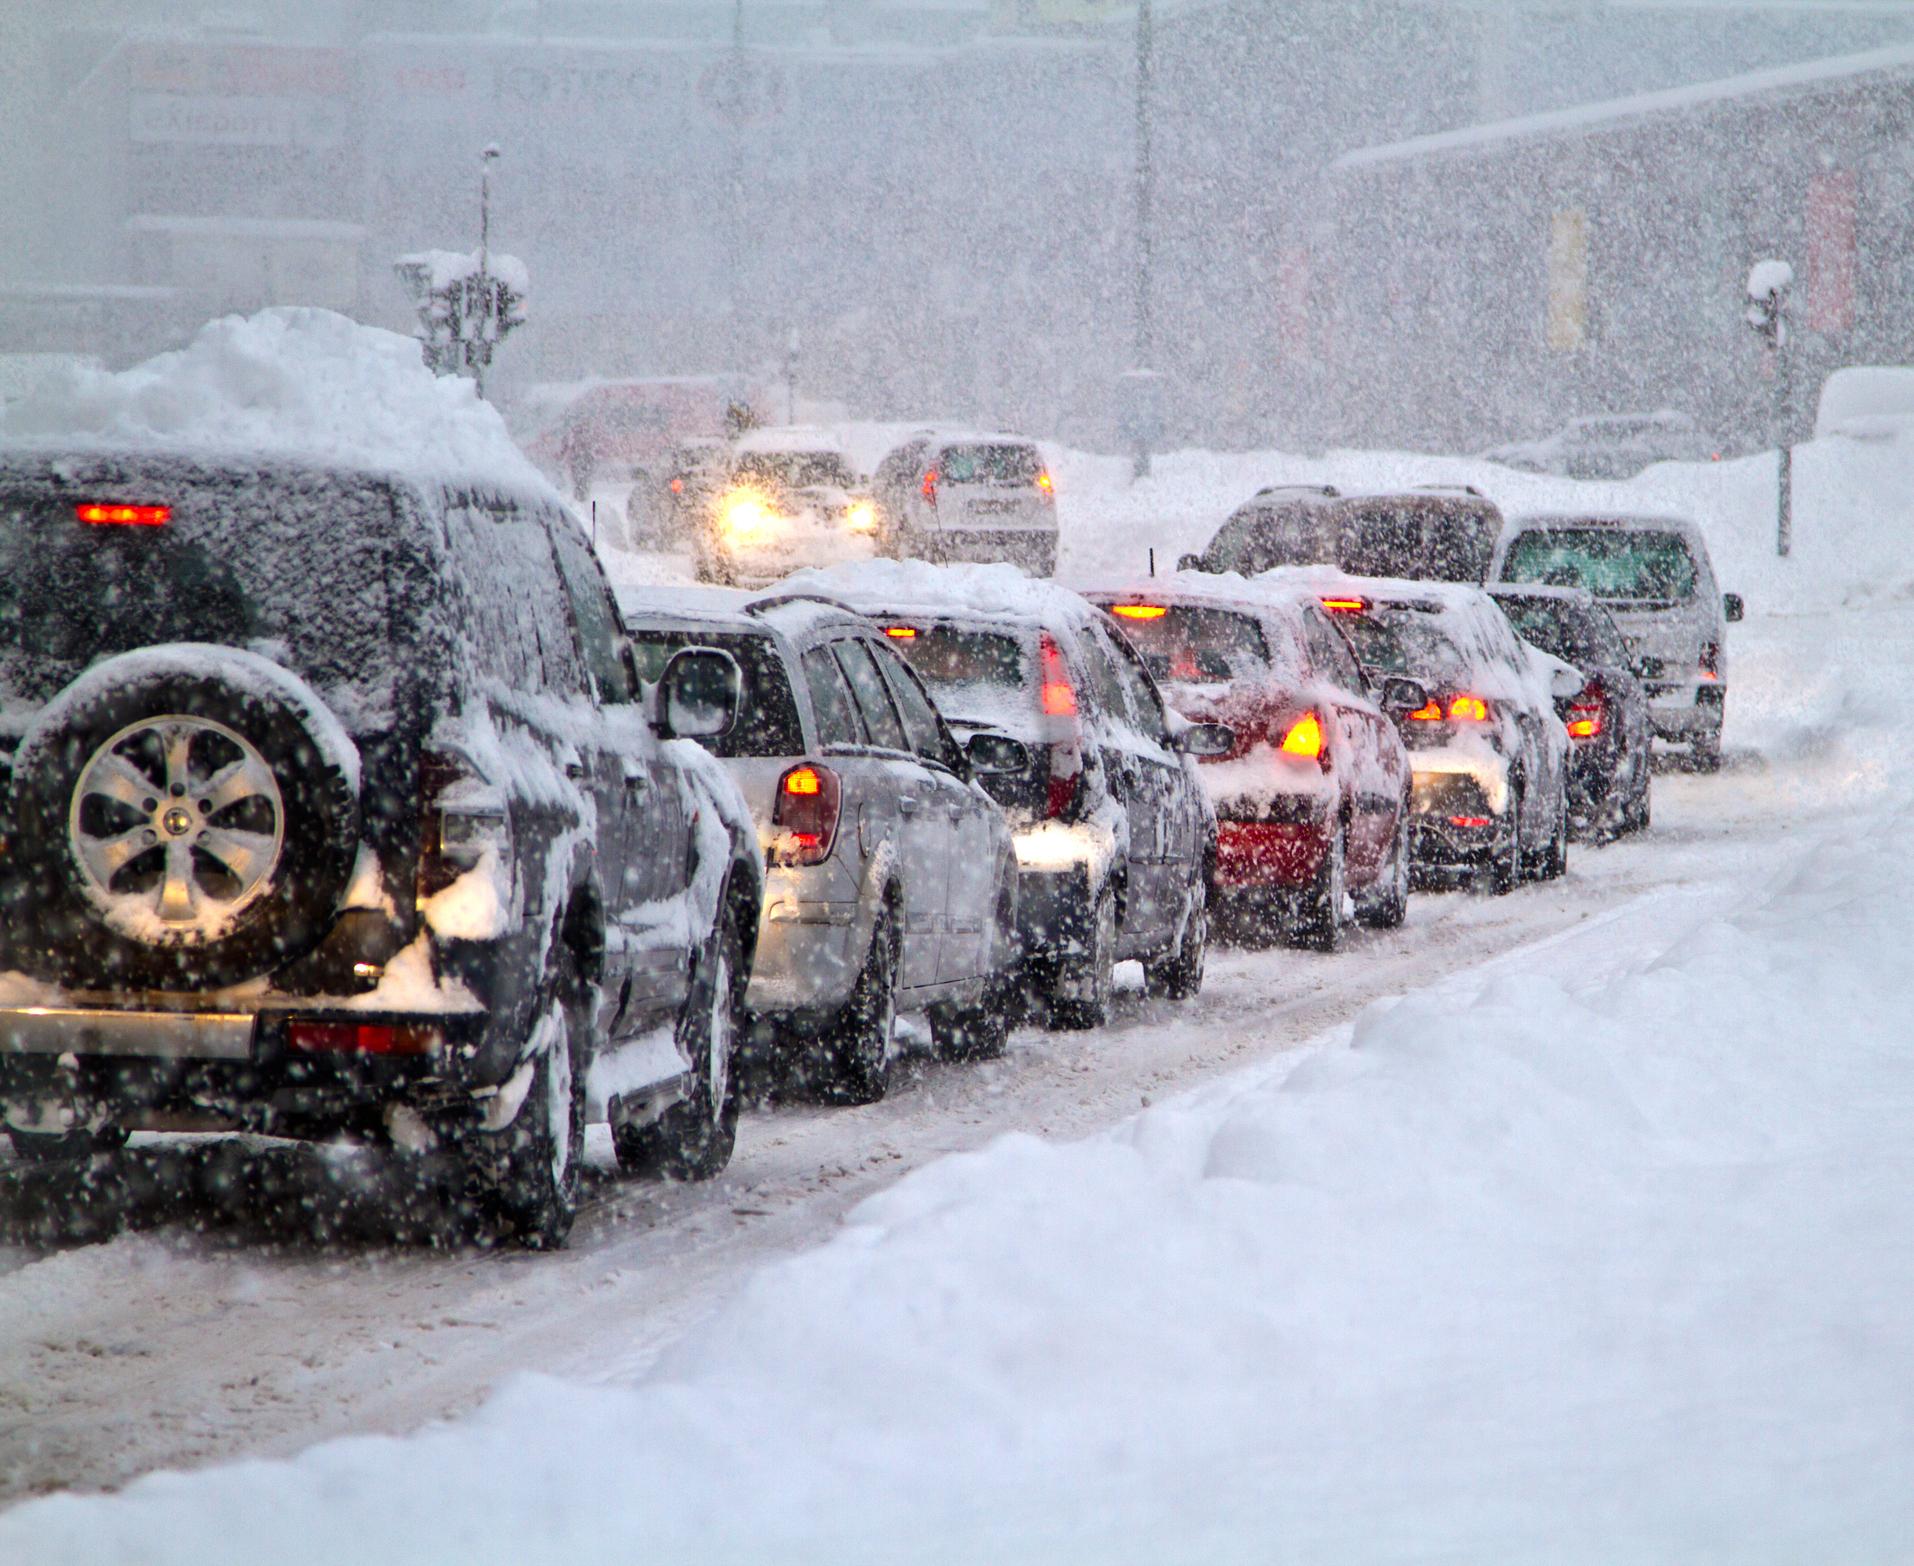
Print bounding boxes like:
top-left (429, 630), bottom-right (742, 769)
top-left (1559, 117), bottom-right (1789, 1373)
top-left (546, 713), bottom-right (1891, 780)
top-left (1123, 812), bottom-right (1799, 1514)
top-left (68, 714), bottom-right (286, 940)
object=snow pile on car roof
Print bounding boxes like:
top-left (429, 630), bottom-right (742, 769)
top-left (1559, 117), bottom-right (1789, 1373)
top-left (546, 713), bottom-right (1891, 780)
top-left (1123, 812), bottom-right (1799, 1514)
top-left (781, 558), bottom-right (1089, 621)
top-left (0, 307), bottom-right (552, 495)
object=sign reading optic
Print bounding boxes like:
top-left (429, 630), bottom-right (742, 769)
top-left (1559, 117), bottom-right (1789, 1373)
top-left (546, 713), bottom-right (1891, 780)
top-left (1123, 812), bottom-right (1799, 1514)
top-left (77, 502), bottom-right (171, 527)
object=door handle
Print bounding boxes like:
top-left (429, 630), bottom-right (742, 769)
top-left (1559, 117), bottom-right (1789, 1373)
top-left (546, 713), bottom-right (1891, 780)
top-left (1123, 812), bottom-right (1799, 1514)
top-left (898, 796), bottom-right (921, 815)
top-left (564, 760), bottom-right (586, 781)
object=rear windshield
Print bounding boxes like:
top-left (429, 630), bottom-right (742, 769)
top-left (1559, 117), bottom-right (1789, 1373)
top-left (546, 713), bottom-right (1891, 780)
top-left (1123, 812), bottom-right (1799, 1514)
top-left (1501, 528), bottom-right (1698, 602)
top-left (1496, 597), bottom-right (1627, 666)
top-left (937, 445), bottom-right (1040, 484)
top-left (1099, 605), bottom-right (1273, 686)
top-left (1336, 502), bottom-right (1495, 584)
top-left (1339, 608), bottom-right (1470, 689)
top-left (878, 624), bottom-right (1031, 721)
top-left (1204, 504), bottom-right (1333, 573)
top-left (626, 628), bottom-right (803, 758)
top-left (0, 473), bottom-right (400, 721)
top-left (733, 451), bottom-right (856, 491)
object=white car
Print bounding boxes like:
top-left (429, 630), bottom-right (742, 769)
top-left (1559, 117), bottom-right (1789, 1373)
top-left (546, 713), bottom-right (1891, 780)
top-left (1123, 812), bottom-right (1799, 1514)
top-left (870, 431), bottom-right (1058, 576)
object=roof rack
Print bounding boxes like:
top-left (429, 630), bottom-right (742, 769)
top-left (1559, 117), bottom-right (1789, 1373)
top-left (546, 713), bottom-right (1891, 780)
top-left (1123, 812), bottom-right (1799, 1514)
top-left (1254, 482), bottom-right (1341, 499)
top-left (744, 591), bottom-right (864, 619)
top-left (1412, 482), bottom-right (1486, 497)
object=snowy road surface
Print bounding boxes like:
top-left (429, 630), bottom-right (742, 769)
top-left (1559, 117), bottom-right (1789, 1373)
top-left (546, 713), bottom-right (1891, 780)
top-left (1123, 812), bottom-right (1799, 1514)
top-left (3, 432), bottom-right (1912, 1559)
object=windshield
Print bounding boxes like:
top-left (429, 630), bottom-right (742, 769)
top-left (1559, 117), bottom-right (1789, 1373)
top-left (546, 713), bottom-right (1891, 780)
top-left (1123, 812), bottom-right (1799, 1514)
top-left (625, 628), bottom-right (803, 758)
top-left (1497, 597), bottom-right (1627, 665)
top-left (1099, 605), bottom-right (1275, 686)
top-left (0, 474), bottom-right (397, 721)
top-left (878, 624), bottom-right (1030, 716)
top-left (1502, 527), bottom-right (1699, 602)
top-left (1339, 608), bottom-right (1470, 689)
top-left (938, 444), bottom-right (1041, 484)
top-left (733, 451), bottom-right (857, 490)
top-left (1336, 501), bottom-right (1495, 583)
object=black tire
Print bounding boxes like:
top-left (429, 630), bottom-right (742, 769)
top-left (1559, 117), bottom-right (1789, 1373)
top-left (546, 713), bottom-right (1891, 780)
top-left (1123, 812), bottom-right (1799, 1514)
top-left (1355, 813), bottom-right (1410, 930)
top-left (930, 976), bottom-right (1012, 1063)
top-left (8, 650), bottom-right (358, 991)
top-left (466, 958), bottom-right (589, 1250)
top-left (1691, 731), bottom-right (1723, 773)
top-left (822, 905), bottom-right (900, 1104)
top-left (7, 1124), bottom-right (127, 1162)
top-left (1049, 883), bottom-right (1117, 1030)
top-left (1629, 773), bottom-right (1653, 832)
top-left (615, 910), bottom-right (744, 1179)
top-left (1487, 793), bottom-right (1522, 896)
top-left (1291, 825), bottom-right (1347, 952)
top-left (1533, 788), bottom-right (1569, 881)
top-left (1143, 886), bottom-right (1207, 1000)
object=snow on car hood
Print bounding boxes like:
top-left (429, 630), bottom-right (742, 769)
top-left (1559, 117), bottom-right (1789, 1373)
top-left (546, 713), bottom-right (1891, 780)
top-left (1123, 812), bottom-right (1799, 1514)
top-left (0, 307), bottom-right (556, 500)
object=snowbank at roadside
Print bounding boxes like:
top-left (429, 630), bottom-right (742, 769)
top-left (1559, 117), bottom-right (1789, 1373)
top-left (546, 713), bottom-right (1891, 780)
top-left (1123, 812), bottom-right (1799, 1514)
top-left (0, 308), bottom-right (552, 496)
top-left (10, 738), bottom-right (1914, 1559)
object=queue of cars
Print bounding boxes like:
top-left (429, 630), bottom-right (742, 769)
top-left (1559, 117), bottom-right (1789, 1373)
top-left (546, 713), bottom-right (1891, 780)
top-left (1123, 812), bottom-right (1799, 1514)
top-left (0, 439), bottom-right (1740, 1254)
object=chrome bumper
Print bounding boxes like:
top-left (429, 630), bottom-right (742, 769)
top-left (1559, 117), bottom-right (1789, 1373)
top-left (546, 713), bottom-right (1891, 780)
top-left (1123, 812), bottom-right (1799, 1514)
top-left (0, 1007), bottom-right (255, 1060)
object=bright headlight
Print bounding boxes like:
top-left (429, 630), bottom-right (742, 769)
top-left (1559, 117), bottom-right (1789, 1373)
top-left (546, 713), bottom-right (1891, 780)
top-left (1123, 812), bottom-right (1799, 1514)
top-left (845, 500), bottom-right (877, 535)
top-left (718, 488), bottom-right (779, 546)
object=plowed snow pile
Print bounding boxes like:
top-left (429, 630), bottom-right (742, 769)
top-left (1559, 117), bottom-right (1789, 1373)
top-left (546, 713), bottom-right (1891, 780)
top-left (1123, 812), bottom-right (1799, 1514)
top-left (9, 795), bottom-right (1914, 1557)
top-left (0, 307), bottom-right (549, 493)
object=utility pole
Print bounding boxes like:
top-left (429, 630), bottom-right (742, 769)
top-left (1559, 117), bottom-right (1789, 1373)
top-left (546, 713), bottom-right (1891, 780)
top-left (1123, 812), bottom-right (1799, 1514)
top-left (729, 0), bottom-right (748, 381)
top-left (1129, 0), bottom-right (1155, 480)
top-left (1745, 258), bottom-right (1794, 557)
top-left (477, 143), bottom-right (500, 400)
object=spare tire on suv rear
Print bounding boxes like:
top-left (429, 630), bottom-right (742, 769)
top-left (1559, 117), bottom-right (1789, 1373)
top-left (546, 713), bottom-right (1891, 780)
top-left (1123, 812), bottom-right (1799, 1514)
top-left (8, 645), bottom-right (361, 991)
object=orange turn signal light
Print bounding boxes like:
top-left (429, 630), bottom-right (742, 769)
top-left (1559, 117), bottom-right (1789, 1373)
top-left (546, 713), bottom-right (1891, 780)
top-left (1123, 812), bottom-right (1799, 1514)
top-left (1448, 695), bottom-right (1489, 722)
top-left (783, 766), bottom-right (824, 796)
top-left (1280, 711), bottom-right (1325, 758)
top-left (884, 625), bottom-right (918, 639)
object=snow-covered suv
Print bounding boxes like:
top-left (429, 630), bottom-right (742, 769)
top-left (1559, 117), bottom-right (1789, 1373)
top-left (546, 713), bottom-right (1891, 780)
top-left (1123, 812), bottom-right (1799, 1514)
top-left (0, 447), bottom-right (763, 1248)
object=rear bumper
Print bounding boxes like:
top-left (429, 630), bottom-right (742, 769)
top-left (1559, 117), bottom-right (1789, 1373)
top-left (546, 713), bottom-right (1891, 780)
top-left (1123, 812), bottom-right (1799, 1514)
top-left (0, 1002), bottom-right (506, 1139)
top-left (1214, 817), bottom-right (1331, 890)
top-left (1407, 770), bottom-right (1508, 869)
top-left (1648, 682), bottom-right (1724, 740)
top-left (1016, 864), bottom-right (1095, 963)
top-left (914, 525), bottom-right (1056, 570)
top-left (744, 900), bottom-right (862, 1016)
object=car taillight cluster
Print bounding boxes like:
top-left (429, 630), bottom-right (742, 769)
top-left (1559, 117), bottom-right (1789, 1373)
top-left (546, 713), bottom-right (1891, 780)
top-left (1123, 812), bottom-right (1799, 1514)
top-left (1699, 642), bottom-right (1722, 681)
top-left (773, 762), bottom-right (842, 866)
top-left (1039, 632), bottom-right (1078, 717)
top-left (1406, 695), bottom-right (1493, 723)
top-left (1279, 711), bottom-right (1327, 765)
top-left (1036, 470), bottom-right (1055, 498)
top-left (289, 1020), bottom-right (441, 1056)
top-left (1566, 679), bottom-right (1608, 740)
top-left (77, 501), bottom-right (170, 527)
top-left (418, 749), bottom-right (511, 899)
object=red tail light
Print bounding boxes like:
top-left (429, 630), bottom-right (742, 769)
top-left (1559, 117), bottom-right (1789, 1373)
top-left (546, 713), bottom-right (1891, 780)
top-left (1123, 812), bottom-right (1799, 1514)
top-left (1039, 632), bottom-right (1078, 717)
top-left (921, 468), bottom-right (939, 506)
top-left (1046, 765), bottom-right (1080, 821)
top-left (1279, 711), bottom-right (1325, 759)
top-left (289, 1020), bottom-right (442, 1056)
top-left (774, 762), bottom-right (841, 866)
top-left (669, 476), bottom-right (685, 494)
top-left (1566, 680), bottom-right (1607, 740)
top-left (1447, 695), bottom-right (1490, 722)
top-left (77, 501), bottom-right (170, 527)
top-left (1699, 642), bottom-right (1721, 681)
top-left (1406, 699), bottom-right (1444, 722)
top-left (1449, 815), bottom-right (1492, 829)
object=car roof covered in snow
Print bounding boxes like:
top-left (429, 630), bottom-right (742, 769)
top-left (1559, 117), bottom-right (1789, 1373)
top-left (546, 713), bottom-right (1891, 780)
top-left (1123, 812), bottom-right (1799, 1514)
top-left (781, 559), bottom-right (1094, 635)
top-left (732, 426), bottom-right (851, 456)
top-left (1505, 510), bottom-right (1706, 538)
top-left (1074, 569), bottom-right (1313, 623)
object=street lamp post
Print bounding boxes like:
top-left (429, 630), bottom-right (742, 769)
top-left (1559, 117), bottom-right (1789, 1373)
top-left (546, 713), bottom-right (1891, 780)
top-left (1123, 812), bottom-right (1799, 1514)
top-left (1128, 0), bottom-right (1156, 480)
top-left (477, 143), bottom-right (500, 400)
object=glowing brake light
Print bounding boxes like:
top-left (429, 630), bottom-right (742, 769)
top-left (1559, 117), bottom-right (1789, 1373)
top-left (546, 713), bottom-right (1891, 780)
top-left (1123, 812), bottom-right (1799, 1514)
top-left (1111, 603), bottom-right (1168, 620)
top-left (1406, 699), bottom-right (1444, 722)
top-left (921, 468), bottom-right (939, 505)
top-left (1448, 695), bottom-right (1490, 722)
top-left (669, 476), bottom-right (685, 494)
top-left (773, 763), bottom-right (841, 866)
top-left (1279, 711), bottom-right (1325, 759)
top-left (77, 502), bottom-right (170, 527)
top-left (1036, 470), bottom-right (1054, 494)
top-left (884, 625), bottom-right (918, 639)
top-left (1698, 641), bottom-right (1722, 681)
top-left (1320, 596), bottom-right (1368, 614)
top-left (1566, 680), bottom-right (1607, 740)
top-left (1039, 632), bottom-right (1078, 717)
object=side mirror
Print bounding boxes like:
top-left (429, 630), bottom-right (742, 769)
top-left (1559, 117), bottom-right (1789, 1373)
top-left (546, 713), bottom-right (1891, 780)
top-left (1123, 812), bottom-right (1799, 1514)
top-left (657, 647), bottom-right (741, 740)
top-left (1723, 592), bottom-right (1744, 623)
top-left (1379, 675), bottom-right (1430, 716)
top-left (1175, 721), bottom-right (1234, 758)
top-left (1548, 664), bottom-right (1586, 701)
top-left (1176, 552), bottom-right (1204, 573)
top-left (964, 731), bottom-right (1030, 777)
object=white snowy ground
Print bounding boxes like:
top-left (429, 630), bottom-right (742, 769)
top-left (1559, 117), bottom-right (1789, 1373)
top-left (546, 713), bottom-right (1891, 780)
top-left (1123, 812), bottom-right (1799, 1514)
top-left (5, 424), bottom-right (1914, 1562)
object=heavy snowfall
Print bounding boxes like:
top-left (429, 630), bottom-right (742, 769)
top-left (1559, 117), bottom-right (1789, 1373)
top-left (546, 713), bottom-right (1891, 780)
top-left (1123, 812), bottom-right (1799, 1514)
top-left (5, 3), bottom-right (1914, 1562)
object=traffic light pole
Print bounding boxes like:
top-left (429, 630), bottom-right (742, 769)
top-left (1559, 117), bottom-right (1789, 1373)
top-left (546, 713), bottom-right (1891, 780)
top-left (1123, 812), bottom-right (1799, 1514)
top-left (1775, 347), bottom-right (1792, 558)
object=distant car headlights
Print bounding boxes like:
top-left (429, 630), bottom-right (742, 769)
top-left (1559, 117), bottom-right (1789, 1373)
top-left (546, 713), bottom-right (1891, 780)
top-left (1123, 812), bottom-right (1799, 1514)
top-left (717, 487), bottom-right (782, 547)
top-left (844, 499), bottom-right (878, 534)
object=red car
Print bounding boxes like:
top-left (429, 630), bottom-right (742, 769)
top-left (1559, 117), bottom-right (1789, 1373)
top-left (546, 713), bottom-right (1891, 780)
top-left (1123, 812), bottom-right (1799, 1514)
top-left (1084, 577), bottom-right (1427, 950)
